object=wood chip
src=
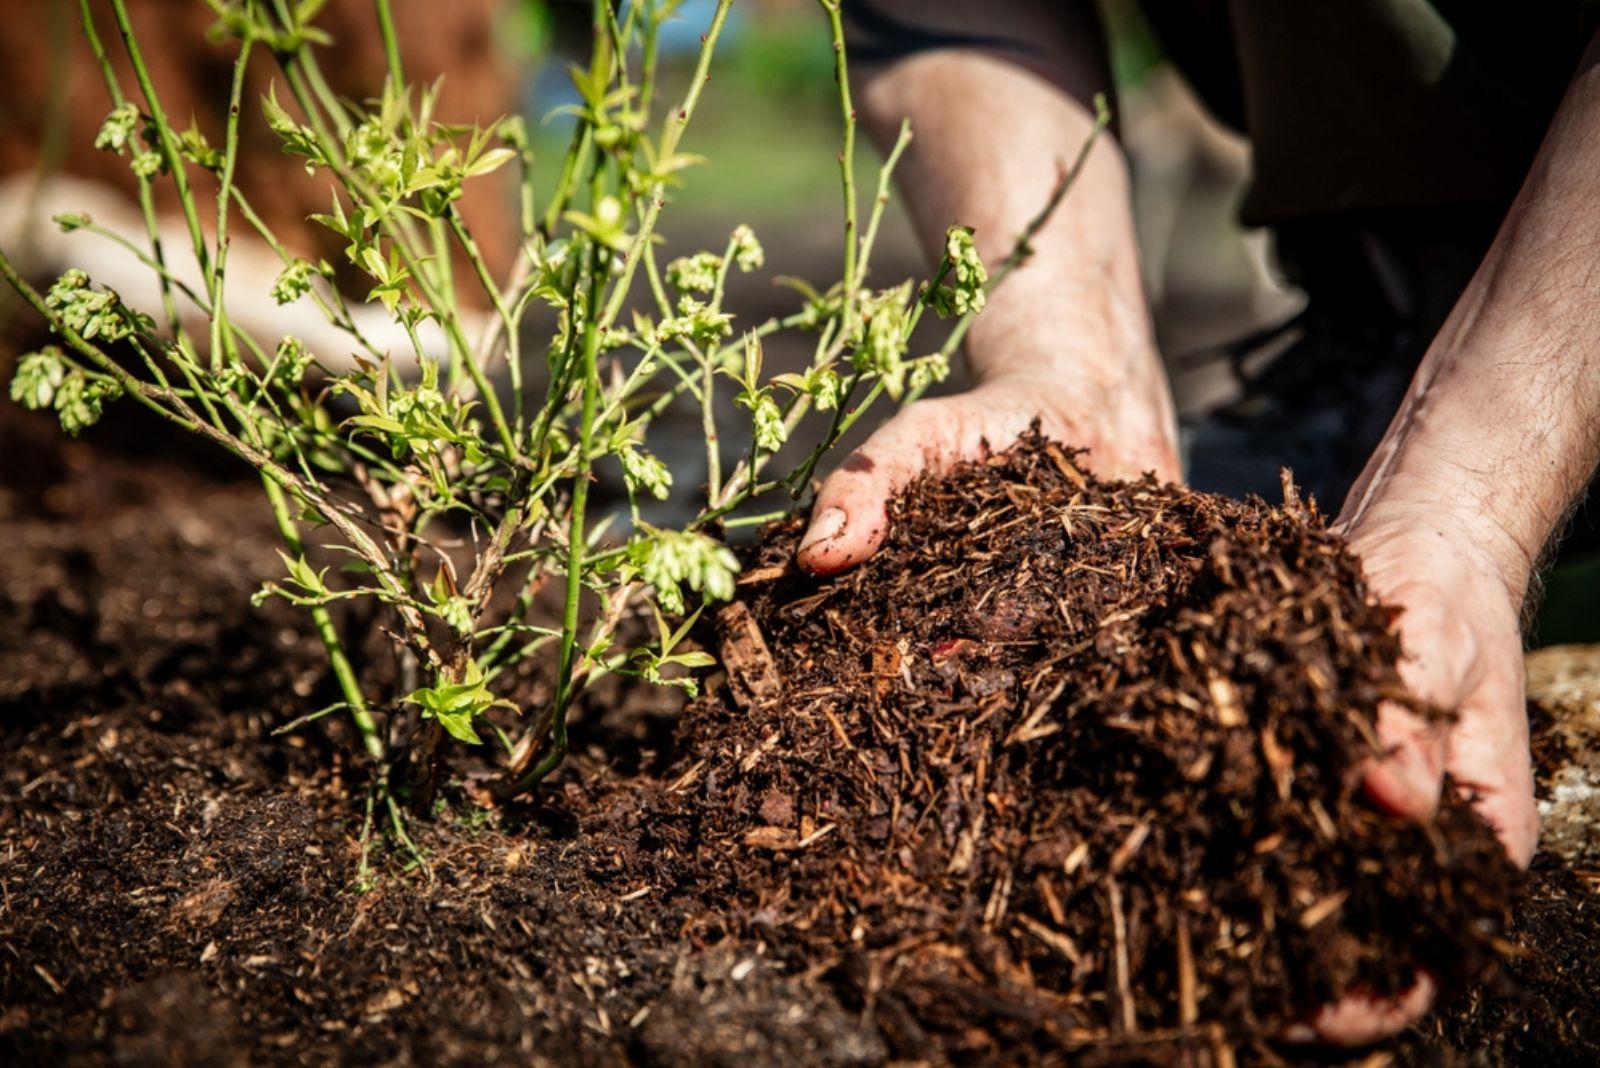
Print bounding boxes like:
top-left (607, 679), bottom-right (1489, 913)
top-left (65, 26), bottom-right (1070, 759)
top-left (1108, 821), bottom-right (1151, 875)
top-left (1207, 673), bottom-right (1246, 728)
top-left (738, 731), bottom-right (782, 773)
top-left (1177, 914), bottom-right (1197, 1027)
top-left (1108, 878), bottom-right (1136, 1034)
top-left (717, 601), bottom-right (781, 709)
top-left (736, 563), bottom-right (788, 586)
top-left (743, 826), bottom-right (799, 851)
top-left (1016, 913), bottom-right (1083, 965)
top-left (33, 964), bottom-right (64, 995)
top-left (1297, 889), bottom-right (1350, 929)
top-left (1045, 442), bottom-right (1088, 489)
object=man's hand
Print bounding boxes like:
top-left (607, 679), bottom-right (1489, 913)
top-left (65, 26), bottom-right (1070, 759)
top-left (1346, 513), bottom-right (1538, 868)
top-left (797, 371), bottom-right (1180, 575)
top-left (805, 2), bottom-right (1177, 575)
top-left (1287, 506), bottom-right (1538, 1046)
top-left (1269, 29), bottom-right (1600, 1046)
top-left (832, 4), bottom-right (1598, 1050)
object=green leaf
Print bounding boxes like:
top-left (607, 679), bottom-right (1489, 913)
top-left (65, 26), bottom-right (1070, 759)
top-left (464, 146), bottom-right (516, 179)
top-left (403, 661), bottom-right (513, 748)
top-left (346, 413), bottom-right (407, 435)
top-left (434, 707), bottom-right (484, 745)
top-left (276, 549), bottom-right (329, 596)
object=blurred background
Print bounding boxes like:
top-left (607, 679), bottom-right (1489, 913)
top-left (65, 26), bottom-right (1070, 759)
top-left (1, 0), bottom-right (1593, 643)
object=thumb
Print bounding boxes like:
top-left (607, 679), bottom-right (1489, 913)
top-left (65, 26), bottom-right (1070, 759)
top-left (796, 398), bottom-right (981, 576)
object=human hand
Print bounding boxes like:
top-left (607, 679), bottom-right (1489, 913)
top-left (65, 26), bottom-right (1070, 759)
top-left (795, 371), bottom-right (1180, 575)
top-left (1289, 506), bottom-right (1537, 1046)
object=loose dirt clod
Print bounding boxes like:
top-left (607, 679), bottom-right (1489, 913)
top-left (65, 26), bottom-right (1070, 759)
top-left (661, 431), bottom-right (1521, 1061)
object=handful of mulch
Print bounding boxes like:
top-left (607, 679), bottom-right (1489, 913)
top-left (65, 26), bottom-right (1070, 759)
top-left (662, 432), bottom-right (1519, 1063)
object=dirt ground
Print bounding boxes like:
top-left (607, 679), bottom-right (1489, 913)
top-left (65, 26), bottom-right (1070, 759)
top-left (2, 401), bottom-right (1599, 1066)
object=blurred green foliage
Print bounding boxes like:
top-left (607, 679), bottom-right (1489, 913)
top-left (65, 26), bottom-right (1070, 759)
top-left (519, 3), bottom-right (866, 225)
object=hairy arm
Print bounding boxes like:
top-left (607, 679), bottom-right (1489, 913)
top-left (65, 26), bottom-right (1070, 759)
top-left (1306, 31), bottom-right (1600, 1049)
top-left (1341, 41), bottom-right (1600, 600)
top-left (798, 0), bottom-right (1178, 573)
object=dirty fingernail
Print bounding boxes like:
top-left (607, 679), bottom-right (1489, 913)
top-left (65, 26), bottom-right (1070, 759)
top-left (799, 507), bottom-right (846, 553)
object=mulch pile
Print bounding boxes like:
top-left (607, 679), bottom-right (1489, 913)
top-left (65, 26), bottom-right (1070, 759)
top-left (660, 431), bottom-right (1521, 1062)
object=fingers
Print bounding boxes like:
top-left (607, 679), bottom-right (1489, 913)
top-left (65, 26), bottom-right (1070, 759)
top-left (1361, 700), bottom-right (1448, 823)
top-left (1284, 971), bottom-right (1437, 1046)
top-left (1358, 584), bottom-right (1537, 867)
top-left (1359, 591), bottom-right (1470, 824)
top-left (797, 397), bottom-right (1019, 575)
top-left (793, 438), bottom-right (909, 576)
top-left (793, 373), bottom-right (1183, 575)
top-left (1443, 673), bottom-right (1539, 867)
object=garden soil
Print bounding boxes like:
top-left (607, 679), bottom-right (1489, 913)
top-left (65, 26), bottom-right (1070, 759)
top-left (3, 403), bottom-right (1599, 1066)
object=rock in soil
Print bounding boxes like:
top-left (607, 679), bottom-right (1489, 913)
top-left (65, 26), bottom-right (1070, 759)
top-left (659, 432), bottom-right (1521, 1061)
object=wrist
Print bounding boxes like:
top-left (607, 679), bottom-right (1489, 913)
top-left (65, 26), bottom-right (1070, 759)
top-left (973, 361), bottom-right (1180, 481)
top-left (1338, 342), bottom-right (1579, 608)
top-left (1337, 460), bottom-right (1539, 615)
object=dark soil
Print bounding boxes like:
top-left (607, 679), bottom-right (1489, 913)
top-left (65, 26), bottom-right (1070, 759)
top-left (3, 405), bottom-right (1598, 1066)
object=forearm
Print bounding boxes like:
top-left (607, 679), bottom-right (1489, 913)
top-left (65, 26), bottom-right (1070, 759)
top-left (1341, 39), bottom-right (1600, 599)
top-left (850, 2), bottom-right (1164, 405)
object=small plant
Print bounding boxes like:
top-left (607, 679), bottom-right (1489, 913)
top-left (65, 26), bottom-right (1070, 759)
top-left (1, 0), bottom-right (1102, 870)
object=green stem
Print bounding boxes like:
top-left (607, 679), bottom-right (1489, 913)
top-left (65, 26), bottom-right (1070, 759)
top-left (208, 36), bottom-right (255, 371)
top-left (702, 349), bottom-right (721, 502)
top-left (638, 0), bottom-right (663, 117)
top-left (73, 222), bottom-right (210, 311)
top-left (75, 0), bottom-right (184, 341)
top-left (691, 480), bottom-right (784, 531)
top-left (508, 243), bottom-right (609, 794)
top-left (373, 0), bottom-right (405, 90)
top-left (542, 125), bottom-right (593, 240)
top-left (855, 118), bottom-right (912, 287)
top-left (722, 508), bottom-right (790, 529)
top-left (596, 0), bottom-right (734, 331)
top-left (447, 209), bottom-right (523, 431)
top-left (271, 0), bottom-right (354, 138)
top-left (107, 0), bottom-right (213, 299)
top-left (821, 0), bottom-right (859, 323)
top-left (263, 478), bottom-right (385, 766)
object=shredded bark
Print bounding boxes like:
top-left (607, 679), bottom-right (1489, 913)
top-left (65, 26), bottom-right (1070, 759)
top-left (658, 430), bottom-right (1520, 1061)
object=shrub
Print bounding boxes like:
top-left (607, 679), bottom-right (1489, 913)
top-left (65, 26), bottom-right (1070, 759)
top-left (1, 0), bottom-right (1099, 870)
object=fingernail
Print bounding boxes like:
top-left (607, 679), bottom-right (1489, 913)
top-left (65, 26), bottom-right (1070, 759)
top-left (799, 507), bottom-right (846, 553)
